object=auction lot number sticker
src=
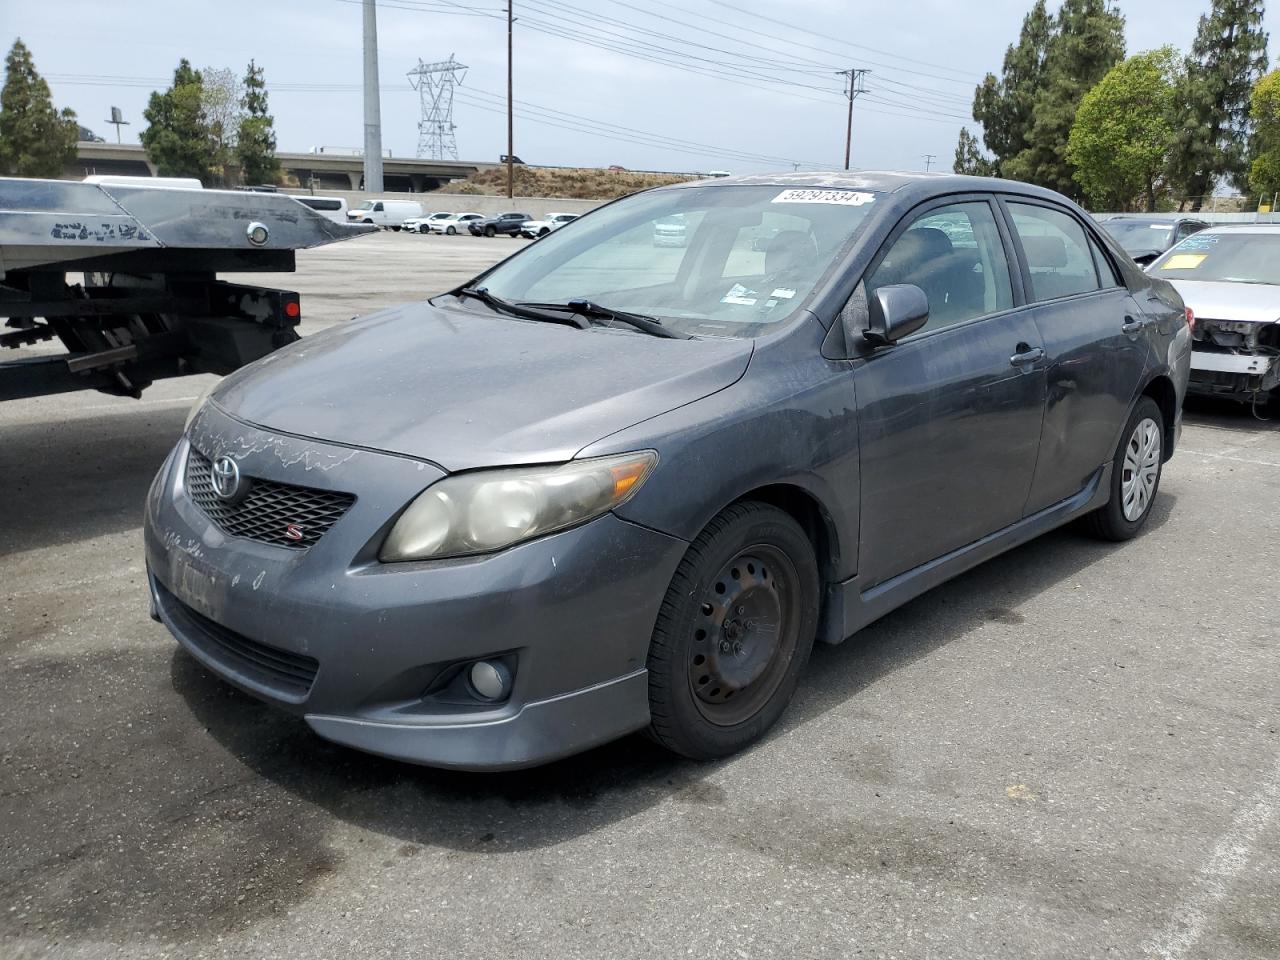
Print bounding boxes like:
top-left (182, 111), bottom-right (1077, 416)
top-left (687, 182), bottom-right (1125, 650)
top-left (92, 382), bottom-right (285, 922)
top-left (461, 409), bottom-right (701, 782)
top-left (772, 189), bottom-right (876, 205)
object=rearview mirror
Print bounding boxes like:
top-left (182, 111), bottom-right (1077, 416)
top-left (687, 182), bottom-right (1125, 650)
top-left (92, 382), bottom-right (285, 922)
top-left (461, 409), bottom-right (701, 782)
top-left (863, 284), bottom-right (929, 346)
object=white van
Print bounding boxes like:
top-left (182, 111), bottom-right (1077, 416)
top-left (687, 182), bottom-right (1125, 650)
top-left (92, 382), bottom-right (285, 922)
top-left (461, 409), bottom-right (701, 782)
top-left (347, 199), bottom-right (425, 230)
top-left (288, 195), bottom-right (349, 224)
top-left (83, 174), bottom-right (203, 190)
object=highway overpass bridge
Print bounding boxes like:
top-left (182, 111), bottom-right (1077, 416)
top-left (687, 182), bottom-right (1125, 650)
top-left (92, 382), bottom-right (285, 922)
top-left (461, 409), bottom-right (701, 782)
top-left (68, 142), bottom-right (483, 192)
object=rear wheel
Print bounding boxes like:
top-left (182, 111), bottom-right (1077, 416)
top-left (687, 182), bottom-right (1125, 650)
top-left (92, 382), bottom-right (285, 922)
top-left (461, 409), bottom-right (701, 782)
top-left (1084, 396), bottom-right (1164, 541)
top-left (646, 502), bottom-right (819, 760)
top-left (485, 225), bottom-right (497, 238)
top-left (446, 226), bottom-right (456, 235)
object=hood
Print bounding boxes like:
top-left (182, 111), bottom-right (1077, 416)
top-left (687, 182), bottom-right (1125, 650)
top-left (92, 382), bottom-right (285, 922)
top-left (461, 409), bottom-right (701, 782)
top-left (1169, 279), bottom-right (1280, 325)
top-left (212, 300), bottom-right (752, 471)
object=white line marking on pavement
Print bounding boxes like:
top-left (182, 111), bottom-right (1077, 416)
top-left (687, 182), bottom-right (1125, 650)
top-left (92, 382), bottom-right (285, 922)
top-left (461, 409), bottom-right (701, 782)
top-left (1178, 449), bottom-right (1280, 468)
top-left (1143, 754), bottom-right (1280, 960)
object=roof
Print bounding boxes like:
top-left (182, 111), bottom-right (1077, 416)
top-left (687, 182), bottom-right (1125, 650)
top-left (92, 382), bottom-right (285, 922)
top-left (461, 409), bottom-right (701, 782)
top-left (665, 169), bottom-right (1072, 205)
top-left (1192, 222), bottom-right (1280, 234)
top-left (1102, 214), bottom-right (1203, 223)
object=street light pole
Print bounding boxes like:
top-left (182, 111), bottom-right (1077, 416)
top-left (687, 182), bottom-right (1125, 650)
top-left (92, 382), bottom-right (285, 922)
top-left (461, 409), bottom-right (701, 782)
top-left (362, 0), bottom-right (384, 193)
top-left (506, 2), bottom-right (514, 200)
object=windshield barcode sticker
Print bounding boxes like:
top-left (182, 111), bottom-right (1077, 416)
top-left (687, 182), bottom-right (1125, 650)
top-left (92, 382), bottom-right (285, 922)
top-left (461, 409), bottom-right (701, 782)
top-left (772, 189), bottom-right (875, 206)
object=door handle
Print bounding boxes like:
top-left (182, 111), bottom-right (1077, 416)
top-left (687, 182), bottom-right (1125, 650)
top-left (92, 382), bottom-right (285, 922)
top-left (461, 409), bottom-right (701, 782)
top-left (1121, 316), bottom-right (1150, 335)
top-left (1009, 345), bottom-right (1044, 366)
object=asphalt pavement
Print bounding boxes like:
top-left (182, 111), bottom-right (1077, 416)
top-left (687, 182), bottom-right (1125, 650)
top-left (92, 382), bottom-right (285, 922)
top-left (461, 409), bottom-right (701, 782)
top-left (1, 231), bottom-right (1277, 959)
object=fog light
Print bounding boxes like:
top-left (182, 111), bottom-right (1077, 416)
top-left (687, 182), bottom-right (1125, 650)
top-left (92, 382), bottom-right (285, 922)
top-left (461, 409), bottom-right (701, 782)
top-left (468, 660), bottom-right (512, 702)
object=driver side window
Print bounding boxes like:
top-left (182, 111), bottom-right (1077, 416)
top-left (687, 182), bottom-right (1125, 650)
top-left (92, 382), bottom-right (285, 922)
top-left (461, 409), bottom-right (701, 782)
top-left (866, 201), bottom-right (1014, 335)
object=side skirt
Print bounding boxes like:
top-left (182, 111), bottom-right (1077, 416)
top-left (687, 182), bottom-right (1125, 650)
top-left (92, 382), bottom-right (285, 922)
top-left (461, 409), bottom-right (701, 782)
top-left (821, 464), bottom-right (1110, 644)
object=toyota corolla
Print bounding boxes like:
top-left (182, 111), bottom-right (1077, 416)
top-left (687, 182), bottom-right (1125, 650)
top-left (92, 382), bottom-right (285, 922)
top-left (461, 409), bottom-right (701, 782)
top-left (145, 172), bottom-right (1191, 770)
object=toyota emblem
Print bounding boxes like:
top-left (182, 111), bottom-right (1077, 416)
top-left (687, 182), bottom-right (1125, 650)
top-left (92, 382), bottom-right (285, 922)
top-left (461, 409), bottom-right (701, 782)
top-left (210, 455), bottom-right (246, 502)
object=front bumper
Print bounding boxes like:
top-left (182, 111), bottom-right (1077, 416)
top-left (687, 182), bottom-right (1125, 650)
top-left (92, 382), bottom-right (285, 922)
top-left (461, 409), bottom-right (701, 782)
top-left (1188, 348), bottom-right (1280, 400)
top-left (144, 403), bottom-right (688, 769)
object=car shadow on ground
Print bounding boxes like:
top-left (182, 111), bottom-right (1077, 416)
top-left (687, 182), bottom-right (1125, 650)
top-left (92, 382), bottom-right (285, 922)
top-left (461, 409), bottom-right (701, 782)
top-left (0, 405), bottom-right (185, 559)
top-left (1182, 395), bottom-right (1280, 434)
top-left (170, 493), bottom-right (1178, 855)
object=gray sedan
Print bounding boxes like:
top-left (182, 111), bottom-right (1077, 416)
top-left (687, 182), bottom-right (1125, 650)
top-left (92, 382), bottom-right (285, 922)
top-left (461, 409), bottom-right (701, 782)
top-left (145, 172), bottom-right (1191, 770)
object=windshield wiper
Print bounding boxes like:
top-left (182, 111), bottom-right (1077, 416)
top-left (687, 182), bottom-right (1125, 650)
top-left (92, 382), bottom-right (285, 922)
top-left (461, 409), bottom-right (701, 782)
top-left (518, 298), bottom-right (692, 339)
top-left (457, 287), bottom-right (589, 329)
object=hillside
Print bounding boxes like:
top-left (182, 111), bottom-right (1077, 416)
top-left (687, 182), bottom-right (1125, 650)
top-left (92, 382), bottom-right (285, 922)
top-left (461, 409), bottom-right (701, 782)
top-left (434, 165), bottom-right (702, 199)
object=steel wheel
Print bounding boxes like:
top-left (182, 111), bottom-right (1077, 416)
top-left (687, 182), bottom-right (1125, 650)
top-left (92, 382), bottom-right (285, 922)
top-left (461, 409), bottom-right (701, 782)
top-left (688, 546), bottom-right (800, 726)
top-left (1120, 416), bottom-right (1161, 521)
top-left (646, 501), bottom-right (819, 760)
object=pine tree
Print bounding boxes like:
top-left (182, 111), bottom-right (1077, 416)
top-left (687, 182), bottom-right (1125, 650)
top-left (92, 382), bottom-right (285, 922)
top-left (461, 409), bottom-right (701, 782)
top-left (0, 39), bottom-right (80, 178)
top-left (971, 0), bottom-right (1053, 173)
top-left (141, 60), bottom-right (215, 182)
top-left (237, 60), bottom-right (280, 186)
top-left (954, 128), bottom-right (998, 176)
top-left (1171, 0), bottom-right (1269, 208)
top-left (1005, 0), bottom-right (1127, 196)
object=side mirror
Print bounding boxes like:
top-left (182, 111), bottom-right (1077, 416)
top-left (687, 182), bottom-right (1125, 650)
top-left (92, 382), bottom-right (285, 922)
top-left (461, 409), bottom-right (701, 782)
top-left (864, 284), bottom-right (929, 346)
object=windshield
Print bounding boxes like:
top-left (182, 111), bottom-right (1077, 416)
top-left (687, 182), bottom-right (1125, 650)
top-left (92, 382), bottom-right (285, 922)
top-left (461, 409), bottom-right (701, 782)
top-left (1102, 220), bottom-right (1173, 254)
top-left (354, 201), bottom-right (375, 211)
top-left (1149, 232), bottom-right (1280, 285)
top-left (472, 184), bottom-right (880, 338)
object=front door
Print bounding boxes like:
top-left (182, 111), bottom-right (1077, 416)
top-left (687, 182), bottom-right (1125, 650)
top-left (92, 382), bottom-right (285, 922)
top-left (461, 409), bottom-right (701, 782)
top-left (854, 198), bottom-right (1047, 588)
top-left (1001, 201), bottom-right (1151, 514)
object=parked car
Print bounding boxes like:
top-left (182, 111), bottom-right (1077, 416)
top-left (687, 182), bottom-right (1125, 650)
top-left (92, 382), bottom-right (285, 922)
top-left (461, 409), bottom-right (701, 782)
top-left (146, 172), bottom-right (1190, 771)
top-left (1100, 215), bottom-right (1208, 265)
top-left (347, 199), bottom-right (424, 230)
top-left (403, 212), bottom-right (454, 234)
top-left (1147, 224), bottom-right (1280, 408)
top-left (520, 212), bottom-right (578, 239)
top-left (652, 213), bottom-right (688, 247)
top-left (469, 212), bottom-right (533, 238)
top-left (429, 212), bottom-right (484, 235)
top-left (287, 195), bottom-right (349, 225)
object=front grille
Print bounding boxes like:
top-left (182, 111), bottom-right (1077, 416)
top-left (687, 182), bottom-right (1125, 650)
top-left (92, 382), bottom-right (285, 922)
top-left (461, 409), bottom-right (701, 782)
top-left (186, 448), bottom-right (355, 550)
top-left (156, 580), bottom-right (319, 700)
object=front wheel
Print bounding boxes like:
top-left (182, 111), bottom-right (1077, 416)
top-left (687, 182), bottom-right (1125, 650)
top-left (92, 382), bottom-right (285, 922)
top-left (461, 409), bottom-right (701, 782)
top-left (1084, 396), bottom-right (1164, 541)
top-left (646, 502), bottom-right (819, 760)
top-left (418, 225), bottom-right (429, 234)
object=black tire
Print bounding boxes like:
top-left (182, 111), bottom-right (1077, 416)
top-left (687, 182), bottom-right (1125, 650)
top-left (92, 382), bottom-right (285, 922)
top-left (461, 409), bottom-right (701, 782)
top-left (1083, 396), bottom-right (1165, 541)
top-left (418, 225), bottom-right (429, 234)
top-left (646, 501), bottom-right (819, 760)
top-left (485, 225), bottom-right (497, 238)
top-left (539, 228), bottom-right (549, 237)
top-left (446, 226), bottom-right (456, 235)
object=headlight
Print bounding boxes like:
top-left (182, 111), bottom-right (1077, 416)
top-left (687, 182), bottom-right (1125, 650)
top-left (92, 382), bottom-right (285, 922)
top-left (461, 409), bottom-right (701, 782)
top-left (183, 379), bottom-right (219, 434)
top-left (380, 451), bottom-right (658, 561)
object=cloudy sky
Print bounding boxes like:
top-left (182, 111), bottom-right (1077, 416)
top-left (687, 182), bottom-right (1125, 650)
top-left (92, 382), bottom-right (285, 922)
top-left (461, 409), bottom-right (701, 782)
top-left (10, 0), bottom-right (1280, 174)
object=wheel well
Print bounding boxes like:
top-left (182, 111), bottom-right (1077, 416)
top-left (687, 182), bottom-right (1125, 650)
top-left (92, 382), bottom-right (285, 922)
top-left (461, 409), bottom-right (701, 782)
top-left (732, 484), bottom-right (839, 582)
top-left (1142, 375), bottom-right (1177, 460)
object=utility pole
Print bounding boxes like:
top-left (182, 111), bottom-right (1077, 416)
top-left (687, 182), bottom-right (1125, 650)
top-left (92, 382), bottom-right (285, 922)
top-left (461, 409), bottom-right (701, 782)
top-left (506, 2), bottom-right (515, 200)
top-left (836, 68), bottom-right (869, 170)
top-left (362, 0), bottom-right (384, 194)
top-left (922, 154), bottom-right (936, 172)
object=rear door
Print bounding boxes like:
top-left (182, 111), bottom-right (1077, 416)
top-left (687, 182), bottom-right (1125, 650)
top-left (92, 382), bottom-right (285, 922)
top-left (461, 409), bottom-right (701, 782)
top-left (1001, 199), bottom-right (1150, 514)
top-left (854, 196), bottom-right (1048, 587)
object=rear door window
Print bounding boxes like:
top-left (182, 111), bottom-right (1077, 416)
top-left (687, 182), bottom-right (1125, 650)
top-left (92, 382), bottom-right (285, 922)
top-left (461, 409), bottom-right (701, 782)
top-left (1007, 203), bottom-right (1100, 301)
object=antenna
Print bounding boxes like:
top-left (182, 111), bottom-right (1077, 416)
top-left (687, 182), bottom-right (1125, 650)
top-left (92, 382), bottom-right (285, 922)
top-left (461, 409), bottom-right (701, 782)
top-left (105, 106), bottom-right (130, 144)
top-left (407, 54), bottom-right (468, 161)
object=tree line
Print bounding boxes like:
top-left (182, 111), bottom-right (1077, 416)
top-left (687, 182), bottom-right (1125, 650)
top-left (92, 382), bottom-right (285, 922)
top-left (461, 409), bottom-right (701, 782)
top-left (955, 0), bottom-right (1275, 211)
top-left (0, 39), bottom-right (280, 187)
